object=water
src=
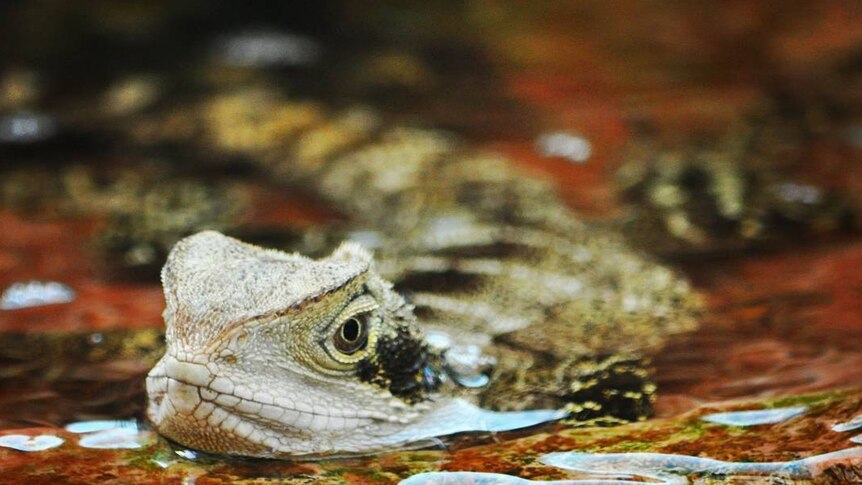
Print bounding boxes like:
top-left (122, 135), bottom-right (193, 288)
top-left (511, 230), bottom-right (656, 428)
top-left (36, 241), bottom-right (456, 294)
top-left (539, 447), bottom-right (862, 484)
top-left (381, 399), bottom-right (566, 448)
top-left (401, 471), bottom-right (627, 484)
top-left (0, 2), bottom-right (860, 482)
top-left (0, 281), bottom-right (75, 310)
top-left (701, 406), bottom-right (807, 427)
top-left (833, 415), bottom-right (862, 433)
top-left (0, 434), bottom-right (64, 452)
top-left (399, 446), bottom-right (862, 484)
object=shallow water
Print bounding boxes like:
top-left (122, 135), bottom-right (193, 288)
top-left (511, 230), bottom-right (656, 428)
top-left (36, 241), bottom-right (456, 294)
top-left (0, 1), bottom-right (861, 483)
top-left (701, 406), bottom-right (807, 427)
top-left (540, 448), bottom-right (862, 484)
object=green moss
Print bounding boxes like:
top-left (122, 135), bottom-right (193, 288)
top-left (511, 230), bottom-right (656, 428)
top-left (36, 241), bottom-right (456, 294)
top-left (125, 442), bottom-right (169, 471)
top-left (766, 390), bottom-right (845, 411)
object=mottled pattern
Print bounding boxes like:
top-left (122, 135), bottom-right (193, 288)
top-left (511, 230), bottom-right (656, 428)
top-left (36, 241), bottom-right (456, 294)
top-left (124, 84), bottom-right (704, 457)
top-left (618, 119), bottom-right (853, 255)
top-left (1, 81), bottom-right (703, 456)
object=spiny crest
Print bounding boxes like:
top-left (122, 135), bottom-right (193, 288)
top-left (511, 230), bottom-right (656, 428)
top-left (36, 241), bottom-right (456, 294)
top-left (161, 231), bottom-right (372, 347)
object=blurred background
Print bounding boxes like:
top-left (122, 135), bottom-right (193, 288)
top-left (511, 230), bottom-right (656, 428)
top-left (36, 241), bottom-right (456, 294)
top-left (1, 0), bottom-right (862, 438)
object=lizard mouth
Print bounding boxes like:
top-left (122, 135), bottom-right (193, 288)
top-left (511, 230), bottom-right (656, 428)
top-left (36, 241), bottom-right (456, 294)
top-left (146, 354), bottom-right (381, 454)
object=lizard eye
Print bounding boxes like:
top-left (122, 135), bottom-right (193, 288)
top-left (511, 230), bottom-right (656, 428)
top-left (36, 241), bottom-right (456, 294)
top-left (333, 314), bottom-right (369, 354)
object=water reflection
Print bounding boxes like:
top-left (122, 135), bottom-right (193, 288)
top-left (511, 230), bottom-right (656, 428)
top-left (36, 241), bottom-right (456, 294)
top-left (212, 30), bottom-right (321, 68)
top-left (0, 281), bottom-right (75, 310)
top-left (701, 405), bottom-right (807, 427)
top-left (0, 434), bottom-right (64, 452)
top-left (384, 399), bottom-right (564, 447)
top-left (401, 471), bottom-right (625, 484)
top-left (540, 447), bottom-right (862, 484)
top-left (833, 415), bottom-right (862, 433)
top-left (535, 132), bottom-right (592, 164)
top-left (66, 420), bottom-right (152, 450)
top-left (65, 420), bottom-right (138, 434)
top-left (0, 112), bottom-right (56, 144)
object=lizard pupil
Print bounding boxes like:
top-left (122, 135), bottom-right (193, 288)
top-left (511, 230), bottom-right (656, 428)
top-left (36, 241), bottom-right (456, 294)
top-left (334, 316), bottom-right (367, 354)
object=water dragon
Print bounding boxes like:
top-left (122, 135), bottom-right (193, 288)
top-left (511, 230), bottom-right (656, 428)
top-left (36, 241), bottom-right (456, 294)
top-left (127, 86), bottom-right (701, 458)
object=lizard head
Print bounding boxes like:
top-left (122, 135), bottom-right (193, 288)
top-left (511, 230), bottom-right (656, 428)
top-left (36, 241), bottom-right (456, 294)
top-left (146, 231), bottom-right (438, 457)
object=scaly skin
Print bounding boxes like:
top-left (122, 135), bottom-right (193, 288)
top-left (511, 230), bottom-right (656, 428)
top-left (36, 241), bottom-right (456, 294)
top-left (147, 232), bottom-right (442, 456)
top-left (146, 228), bottom-right (698, 458)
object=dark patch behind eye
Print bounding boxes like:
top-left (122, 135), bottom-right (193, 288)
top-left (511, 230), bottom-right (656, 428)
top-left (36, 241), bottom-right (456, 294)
top-left (356, 324), bottom-right (438, 403)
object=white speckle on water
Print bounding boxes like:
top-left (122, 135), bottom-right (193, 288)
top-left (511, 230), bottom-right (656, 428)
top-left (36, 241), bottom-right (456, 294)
top-left (0, 434), bottom-right (64, 452)
top-left (67, 420), bottom-right (151, 450)
top-left (175, 449), bottom-right (199, 460)
top-left (444, 345), bottom-right (495, 389)
top-left (0, 281), bottom-right (75, 310)
top-left (214, 30), bottom-right (320, 67)
top-left (535, 131), bottom-right (592, 163)
top-left (425, 331), bottom-right (453, 352)
top-left (78, 427), bottom-right (150, 450)
top-left (65, 420), bottom-right (137, 434)
top-left (775, 182), bottom-right (821, 205)
top-left (0, 112), bottom-right (57, 143)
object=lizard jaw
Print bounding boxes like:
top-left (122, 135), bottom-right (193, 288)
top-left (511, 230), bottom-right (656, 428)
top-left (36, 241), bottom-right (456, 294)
top-left (146, 354), bottom-right (388, 457)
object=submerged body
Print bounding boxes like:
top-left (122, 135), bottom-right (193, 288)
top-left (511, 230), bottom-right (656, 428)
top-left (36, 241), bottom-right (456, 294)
top-left (146, 230), bottom-right (696, 458)
top-left (133, 87), bottom-right (705, 458)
